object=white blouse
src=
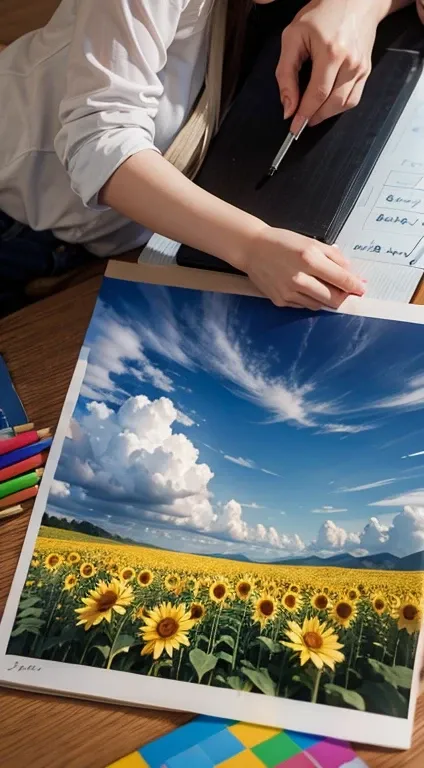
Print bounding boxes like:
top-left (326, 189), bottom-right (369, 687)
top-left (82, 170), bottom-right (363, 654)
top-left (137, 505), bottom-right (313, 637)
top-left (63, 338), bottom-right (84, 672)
top-left (0, 0), bottom-right (213, 255)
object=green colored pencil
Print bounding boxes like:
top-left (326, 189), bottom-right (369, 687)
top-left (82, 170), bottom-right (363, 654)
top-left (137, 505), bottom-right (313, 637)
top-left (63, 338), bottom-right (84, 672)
top-left (0, 468), bottom-right (44, 500)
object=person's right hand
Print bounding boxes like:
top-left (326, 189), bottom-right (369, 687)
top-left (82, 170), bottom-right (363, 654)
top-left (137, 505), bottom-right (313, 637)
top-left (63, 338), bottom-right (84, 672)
top-left (243, 225), bottom-right (365, 310)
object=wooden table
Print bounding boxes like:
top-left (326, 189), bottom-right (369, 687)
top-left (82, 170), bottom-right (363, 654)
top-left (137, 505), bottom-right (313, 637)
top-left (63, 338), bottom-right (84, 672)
top-left (1, 266), bottom-right (424, 768)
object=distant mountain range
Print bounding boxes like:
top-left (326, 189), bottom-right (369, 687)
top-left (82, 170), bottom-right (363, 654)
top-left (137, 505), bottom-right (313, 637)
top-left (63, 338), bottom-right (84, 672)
top-left (208, 550), bottom-right (424, 571)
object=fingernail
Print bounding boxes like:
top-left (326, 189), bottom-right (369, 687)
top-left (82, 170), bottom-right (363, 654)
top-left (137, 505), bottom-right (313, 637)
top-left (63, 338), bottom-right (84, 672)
top-left (282, 96), bottom-right (291, 119)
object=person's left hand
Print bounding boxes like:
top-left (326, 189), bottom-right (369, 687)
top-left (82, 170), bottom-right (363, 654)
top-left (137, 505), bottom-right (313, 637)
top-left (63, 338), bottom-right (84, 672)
top-left (276, 0), bottom-right (385, 135)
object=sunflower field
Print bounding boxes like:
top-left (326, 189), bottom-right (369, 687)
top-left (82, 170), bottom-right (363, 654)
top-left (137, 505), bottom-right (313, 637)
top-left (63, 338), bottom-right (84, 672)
top-left (7, 528), bottom-right (424, 718)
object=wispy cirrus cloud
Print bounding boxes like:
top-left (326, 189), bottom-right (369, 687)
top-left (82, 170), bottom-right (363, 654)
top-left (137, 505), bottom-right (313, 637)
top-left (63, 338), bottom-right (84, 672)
top-left (311, 505), bottom-right (348, 514)
top-left (402, 450), bottom-right (424, 459)
top-left (223, 454), bottom-right (281, 477)
top-left (370, 489), bottom-right (424, 507)
top-left (337, 478), bottom-right (396, 493)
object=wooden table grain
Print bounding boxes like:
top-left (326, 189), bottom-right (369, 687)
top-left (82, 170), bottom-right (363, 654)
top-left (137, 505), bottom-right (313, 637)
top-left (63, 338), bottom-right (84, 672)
top-left (1, 267), bottom-right (424, 768)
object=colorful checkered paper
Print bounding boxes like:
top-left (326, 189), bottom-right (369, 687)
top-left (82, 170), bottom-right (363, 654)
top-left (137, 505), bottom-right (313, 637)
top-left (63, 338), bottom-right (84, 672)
top-left (107, 716), bottom-right (368, 768)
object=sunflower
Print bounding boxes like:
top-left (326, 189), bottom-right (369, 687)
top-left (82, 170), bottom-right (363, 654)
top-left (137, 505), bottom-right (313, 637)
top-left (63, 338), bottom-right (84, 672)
top-left (37, 581), bottom-right (43, 588)
top-left (282, 591), bottom-right (303, 613)
top-left (347, 588), bottom-right (360, 602)
top-left (80, 562), bottom-right (96, 579)
top-left (371, 593), bottom-right (387, 616)
top-left (209, 581), bottom-right (229, 603)
top-left (311, 592), bottom-right (331, 612)
top-left (120, 567), bottom-right (136, 582)
top-left (140, 602), bottom-right (196, 659)
top-left (108, 561), bottom-right (119, 574)
top-left (253, 595), bottom-right (277, 627)
top-left (31, 559), bottom-right (40, 568)
top-left (133, 605), bottom-right (150, 621)
top-left (75, 578), bottom-right (133, 631)
top-left (185, 576), bottom-right (200, 596)
top-left (190, 602), bottom-right (206, 621)
top-left (137, 569), bottom-right (154, 588)
top-left (67, 552), bottom-right (81, 565)
top-left (25, 580), bottom-right (34, 588)
top-left (282, 616), bottom-right (345, 670)
top-left (236, 580), bottom-right (253, 601)
top-left (289, 584), bottom-right (300, 594)
top-left (331, 599), bottom-right (357, 628)
top-left (396, 598), bottom-right (422, 635)
top-left (264, 580), bottom-right (278, 596)
top-left (64, 573), bottom-right (77, 591)
top-left (44, 553), bottom-right (63, 571)
top-left (164, 573), bottom-right (181, 591)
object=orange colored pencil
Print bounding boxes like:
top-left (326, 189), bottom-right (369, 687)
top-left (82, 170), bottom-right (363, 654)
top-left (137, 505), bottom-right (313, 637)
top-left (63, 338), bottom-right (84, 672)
top-left (13, 423), bottom-right (35, 434)
top-left (0, 485), bottom-right (38, 509)
top-left (0, 451), bottom-right (49, 483)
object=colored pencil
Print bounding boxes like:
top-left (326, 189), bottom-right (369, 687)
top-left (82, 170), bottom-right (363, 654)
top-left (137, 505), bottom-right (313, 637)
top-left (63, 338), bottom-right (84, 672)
top-left (0, 437), bottom-right (53, 470)
top-left (0, 468), bottom-right (44, 500)
top-left (0, 451), bottom-right (49, 483)
top-left (0, 423), bottom-right (35, 440)
top-left (0, 428), bottom-right (51, 455)
top-left (0, 486), bottom-right (38, 510)
top-left (0, 504), bottom-right (24, 520)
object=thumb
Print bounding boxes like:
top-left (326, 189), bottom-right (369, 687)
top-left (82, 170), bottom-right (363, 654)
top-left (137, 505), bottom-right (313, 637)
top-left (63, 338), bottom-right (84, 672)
top-left (276, 28), bottom-right (307, 119)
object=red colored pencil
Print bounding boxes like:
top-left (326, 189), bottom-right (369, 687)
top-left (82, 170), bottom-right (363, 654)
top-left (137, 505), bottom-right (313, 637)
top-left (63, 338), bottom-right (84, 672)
top-left (0, 485), bottom-right (38, 509)
top-left (0, 428), bottom-right (51, 456)
top-left (0, 451), bottom-right (49, 483)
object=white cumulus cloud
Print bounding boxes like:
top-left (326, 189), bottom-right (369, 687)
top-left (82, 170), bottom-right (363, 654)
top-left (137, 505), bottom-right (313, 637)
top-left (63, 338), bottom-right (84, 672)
top-left (50, 479), bottom-right (71, 498)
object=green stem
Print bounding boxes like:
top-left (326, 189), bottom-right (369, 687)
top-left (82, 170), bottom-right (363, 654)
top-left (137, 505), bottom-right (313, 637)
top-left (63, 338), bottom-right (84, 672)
top-left (176, 647), bottom-right (184, 681)
top-left (354, 619), bottom-right (364, 667)
top-left (211, 604), bottom-right (223, 653)
top-left (311, 667), bottom-right (323, 704)
top-left (392, 636), bottom-right (400, 667)
top-left (232, 602), bottom-right (248, 672)
top-left (147, 661), bottom-right (157, 676)
top-left (106, 614), bottom-right (127, 670)
top-left (257, 645), bottom-right (263, 670)
top-left (345, 639), bottom-right (355, 689)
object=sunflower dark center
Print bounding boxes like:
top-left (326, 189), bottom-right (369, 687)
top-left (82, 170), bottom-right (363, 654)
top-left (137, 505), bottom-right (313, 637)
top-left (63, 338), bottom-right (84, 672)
top-left (284, 594), bottom-right (296, 608)
top-left (238, 582), bottom-right (251, 596)
top-left (260, 599), bottom-right (274, 616)
top-left (191, 605), bottom-right (204, 619)
top-left (213, 584), bottom-right (226, 599)
top-left (157, 618), bottom-right (178, 638)
top-left (97, 590), bottom-right (118, 611)
top-left (290, 586), bottom-right (299, 593)
top-left (82, 565), bottom-right (92, 575)
top-left (337, 602), bottom-right (352, 619)
top-left (348, 590), bottom-right (357, 599)
top-left (315, 595), bottom-right (328, 610)
top-left (403, 605), bottom-right (418, 621)
top-left (122, 569), bottom-right (133, 579)
top-left (139, 572), bottom-right (150, 584)
top-left (49, 556), bottom-right (59, 566)
top-left (304, 632), bottom-right (323, 650)
top-left (375, 599), bottom-right (385, 611)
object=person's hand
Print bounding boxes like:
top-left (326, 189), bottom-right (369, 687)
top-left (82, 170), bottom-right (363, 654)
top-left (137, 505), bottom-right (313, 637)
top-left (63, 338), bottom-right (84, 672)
top-left (243, 225), bottom-right (366, 310)
top-left (276, 0), bottom-right (385, 135)
top-left (417, 0), bottom-right (424, 24)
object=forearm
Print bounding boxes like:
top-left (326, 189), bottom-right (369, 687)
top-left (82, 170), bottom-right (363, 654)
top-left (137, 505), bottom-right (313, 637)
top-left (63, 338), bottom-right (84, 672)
top-left (100, 149), bottom-right (265, 269)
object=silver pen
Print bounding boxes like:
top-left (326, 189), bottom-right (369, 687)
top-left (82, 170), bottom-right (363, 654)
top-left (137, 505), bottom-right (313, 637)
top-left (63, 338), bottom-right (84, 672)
top-left (267, 118), bottom-right (309, 178)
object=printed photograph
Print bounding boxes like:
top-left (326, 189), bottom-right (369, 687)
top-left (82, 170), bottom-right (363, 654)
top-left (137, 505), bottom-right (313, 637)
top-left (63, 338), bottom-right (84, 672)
top-left (7, 277), bottom-right (424, 717)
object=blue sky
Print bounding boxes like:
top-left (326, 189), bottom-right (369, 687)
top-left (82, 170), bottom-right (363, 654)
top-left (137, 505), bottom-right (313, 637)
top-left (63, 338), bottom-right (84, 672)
top-left (47, 277), bottom-right (424, 562)
top-left (0, 355), bottom-right (27, 428)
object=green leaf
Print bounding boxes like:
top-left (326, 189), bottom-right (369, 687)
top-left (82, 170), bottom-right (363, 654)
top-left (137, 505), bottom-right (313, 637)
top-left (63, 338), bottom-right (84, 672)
top-left (292, 672), bottom-right (314, 691)
top-left (18, 597), bottom-right (41, 609)
top-left (197, 634), bottom-right (210, 645)
top-left (216, 651), bottom-right (233, 664)
top-left (367, 660), bottom-right (412, 690)
top-left (258, 637), bottom-right (282, 654)
top-left (216, 634), bottom-right (235, 650)
top-left (110, 634), bottom-right (136, 661)
top-left (227, 675), bottom-right (253, 692)
top-left (94, 645), bottom-right (111, 660)
top-left (242, 667), bottom-right (277, 696)
top-left (359, 681), bottom-right (408, 717)
top-left (189, 649), bottom-right (218, 683)
top-left (11, 625), bottom-right (39, 637)
top-left (240, 659), bottom-right (255, 670)
top-left (324, 684), bottom-right (366, 711)
top-left (153, 659), bottom-right (173, 676)
top-left (18, 608), bottom-right (44, 619)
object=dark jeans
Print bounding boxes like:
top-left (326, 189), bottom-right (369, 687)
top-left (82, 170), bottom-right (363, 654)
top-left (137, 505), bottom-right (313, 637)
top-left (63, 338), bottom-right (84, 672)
top-left (0, 211), bottom-right (92, 317)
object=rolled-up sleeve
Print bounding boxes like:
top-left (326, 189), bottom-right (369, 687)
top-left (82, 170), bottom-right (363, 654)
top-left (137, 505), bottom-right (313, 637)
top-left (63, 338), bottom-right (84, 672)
top-left (54, 0), bottom-right (185, 208)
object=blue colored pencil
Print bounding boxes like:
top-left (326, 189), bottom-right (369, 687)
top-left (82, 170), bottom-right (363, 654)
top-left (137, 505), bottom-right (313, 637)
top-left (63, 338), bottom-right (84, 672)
top-left (0, 437), bottom-right (53, 470)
